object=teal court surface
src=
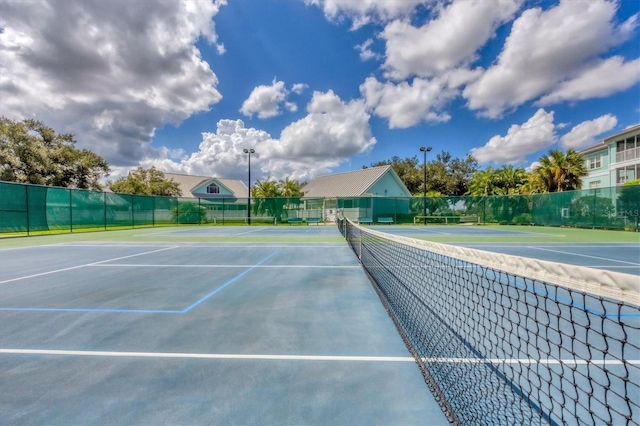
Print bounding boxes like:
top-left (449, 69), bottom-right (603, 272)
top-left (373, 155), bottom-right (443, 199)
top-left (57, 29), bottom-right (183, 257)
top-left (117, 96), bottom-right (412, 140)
top-left (1, 224), bottom-right (638, 425)
top-left (0, 228), bottom-right (448, 425)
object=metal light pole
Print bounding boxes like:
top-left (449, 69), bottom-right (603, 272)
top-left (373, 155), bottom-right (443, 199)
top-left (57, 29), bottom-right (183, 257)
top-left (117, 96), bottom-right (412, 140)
top-left (243, 148), bottom-right (255, 225)
top-left (420, 146), bottom-right (432, 225)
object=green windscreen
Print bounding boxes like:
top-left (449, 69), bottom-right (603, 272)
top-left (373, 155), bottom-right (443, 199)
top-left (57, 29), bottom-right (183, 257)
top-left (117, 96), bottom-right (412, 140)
top-left (1, 181), bottom-right (638, 234)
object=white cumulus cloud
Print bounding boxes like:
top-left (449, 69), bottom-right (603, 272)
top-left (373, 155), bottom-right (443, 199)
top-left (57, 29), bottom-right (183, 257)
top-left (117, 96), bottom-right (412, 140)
top-left (381, 0), bottom-right (521, 80)
top-left (470, 108), bottom-right (556, 164)
top-left (145, 91), bottom-right (376, 182)
top-left (360, 76), bottom-right (456, 128)
top-left (305, 0), bottom-right (426, 29)
top-left (240, 79), bottom-right (302, 119)
top-left (0, 0), bottom-right (226, 166)
top-left (537, 57), bottom-right (640, 106)
top-left (356, 39), bottom-right (382, 61)
top-left (559, 114), bottom-right (618, 150)
top-left (463, 0), bottom-right (638, 118)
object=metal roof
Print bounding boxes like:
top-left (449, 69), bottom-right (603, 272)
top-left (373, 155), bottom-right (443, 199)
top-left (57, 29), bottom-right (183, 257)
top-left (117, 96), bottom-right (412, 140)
top-left (164, 173), bottom-right (247, 198)
top-left (580, 123), bottom-right (639, 154)
top-left (301, 165), bottom-right (410, 198)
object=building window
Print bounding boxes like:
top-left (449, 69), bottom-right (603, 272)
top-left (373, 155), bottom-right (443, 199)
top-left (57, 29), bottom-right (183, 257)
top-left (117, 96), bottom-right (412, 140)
top-left (207, 183), bottom-right (220, 194)
top-left (587, 156), bottom-right (602, 170)
top-left (616, 165), bottom-right (639, 184)
top-left (589, 181), bottom-right (601, 189)
top-left (616, 135), bottom-right (639, 162)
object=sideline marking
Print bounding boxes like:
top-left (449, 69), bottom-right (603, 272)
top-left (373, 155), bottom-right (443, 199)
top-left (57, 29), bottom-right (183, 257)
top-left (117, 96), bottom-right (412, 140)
top-left (236, 227), bottom-right (269, 235)
top-left (527, 246), bottom-right (640, 265)
top-left (90, 264), bottom-right (359, 269)
top-left (0, 251), bottom-right (280, 314)
top-left (0, 246), bottom-right (179, 284)
top-left (0, 349), bottom-right (414, 362)
top-left (1, 349), bottom-right (637, 365)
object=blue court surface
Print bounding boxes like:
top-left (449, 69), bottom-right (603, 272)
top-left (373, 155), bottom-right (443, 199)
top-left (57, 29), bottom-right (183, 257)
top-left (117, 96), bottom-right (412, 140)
top-left (147, 225), bottom-right (343, 238)
top-left (366, 225), bottom-right (640, 276)
top-left (0, 240), bottom-right (449, 425)
top-left (2, 225), bottom-right (638, 424)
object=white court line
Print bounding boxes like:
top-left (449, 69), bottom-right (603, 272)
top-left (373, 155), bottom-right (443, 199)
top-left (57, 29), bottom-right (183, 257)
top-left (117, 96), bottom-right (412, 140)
top-left (409, 227), bottom-right (452, 235)
top-left (527, 246), bottom-right (640, 265)
top-left (0, 246), bottom-right (179, 284)
top-left (60, 244), bottom-right (346, 248)
top-left (90, 264), bottom-right (359, 269)
top-left (2, 349), bottom-right (637, 365)
top-left (0, 349), bottom-right (413, 362)
top-left (236, 227), bottom-right (269, 235)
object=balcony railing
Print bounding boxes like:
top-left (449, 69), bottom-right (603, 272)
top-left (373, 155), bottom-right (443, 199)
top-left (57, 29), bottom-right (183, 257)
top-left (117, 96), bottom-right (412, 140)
top-left (616, 147), bottom-right (640, 163)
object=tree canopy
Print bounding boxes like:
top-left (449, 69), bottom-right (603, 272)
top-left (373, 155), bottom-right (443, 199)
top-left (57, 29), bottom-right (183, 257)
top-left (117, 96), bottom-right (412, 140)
top-left (108, 167), bottom-right (181, 196)
top-left (251, 177), bottom-right (305, 198)
top-left (467, 166), bottom-right (528, 196)
top-left (0, 117), bottom-right (109, 190)
top-left (530, 149), bottom-right (587, 192)
top-left (372, 151), bottom-right (478, 196)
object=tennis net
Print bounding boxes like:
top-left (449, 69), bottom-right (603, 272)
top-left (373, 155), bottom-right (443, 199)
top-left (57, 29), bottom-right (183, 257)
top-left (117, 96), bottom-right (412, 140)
top-left (342, 219), bottom-right (639, 425)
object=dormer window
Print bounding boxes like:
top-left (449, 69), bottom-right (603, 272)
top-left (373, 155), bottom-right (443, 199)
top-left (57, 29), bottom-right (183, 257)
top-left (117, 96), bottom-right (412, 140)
top-left (207, 183), bottom-right (220, 194)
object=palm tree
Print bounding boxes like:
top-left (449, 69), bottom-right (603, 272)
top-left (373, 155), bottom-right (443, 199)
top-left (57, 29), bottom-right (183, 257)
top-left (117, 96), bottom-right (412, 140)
top-left (467, 168), bottom-right (497, 196)
top-left (279, 177), bottom-right (303, 197)
top-left (251, 179), bottom-right (283, 220)
top-left (495, 165), bottom-right (527, 195)
top-left (252, 179), bottom-right (282, 197)
top-left (532, 149), bottom-right (588, 192)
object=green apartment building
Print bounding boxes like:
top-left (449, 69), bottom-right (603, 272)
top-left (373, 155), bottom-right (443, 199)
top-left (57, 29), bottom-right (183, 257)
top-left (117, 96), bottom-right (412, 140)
top-left (581, 124), bottom-right (640, 188)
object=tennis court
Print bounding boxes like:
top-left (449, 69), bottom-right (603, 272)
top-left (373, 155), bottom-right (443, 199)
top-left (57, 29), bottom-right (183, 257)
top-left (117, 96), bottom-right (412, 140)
top-left (0, 230), bottom-right (446, 425)
top-left (2, 223), bottom-right (639, 425)
top-left (362, 224), bottom-right (640, 276)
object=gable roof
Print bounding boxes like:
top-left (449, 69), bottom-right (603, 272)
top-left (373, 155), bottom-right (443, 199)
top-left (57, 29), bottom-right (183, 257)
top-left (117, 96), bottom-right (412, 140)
top-left (301, 165), bottom-right (411, 198)
top-left (163, 173), bottom-right (247, 198)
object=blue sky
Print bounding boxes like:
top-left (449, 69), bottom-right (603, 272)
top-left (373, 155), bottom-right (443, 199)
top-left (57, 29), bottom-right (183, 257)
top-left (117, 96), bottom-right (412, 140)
top-left (1, 0), bottom-right (638, 185)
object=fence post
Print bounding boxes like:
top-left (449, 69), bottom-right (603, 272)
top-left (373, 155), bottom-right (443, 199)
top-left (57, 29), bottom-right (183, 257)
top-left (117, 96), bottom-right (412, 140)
top-left (69, 189), bottom-right (73, 232)
top-left (25, 184), bottom-right (30, 236)
top-left (103, 192), bottom-right (107, 230)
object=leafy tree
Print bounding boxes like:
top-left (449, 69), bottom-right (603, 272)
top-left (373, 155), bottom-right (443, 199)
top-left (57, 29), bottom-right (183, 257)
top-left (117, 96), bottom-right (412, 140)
top-left (425, 151), bottom-right (478, 196)
top-left (372, 151), bottom-right (478, 196)
top-left (494, 166), bottom-right (527, 195)
top-left (531, 149), bottom-right (587, 192)
top-left (467, 167), bottom-right (498, 196)
top-left (467, 166), bottom-right (528, 196)
top-left (0, 117), bottom-right (109, 190)
top-left (108, 166), bottom-right (181, 196)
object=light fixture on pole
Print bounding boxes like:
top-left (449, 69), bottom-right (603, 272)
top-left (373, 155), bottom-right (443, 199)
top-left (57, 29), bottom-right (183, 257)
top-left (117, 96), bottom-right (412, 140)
top-left (243, 148), bottom-right (255, 225)
top-left (419, 146), bottom-right (432, 225)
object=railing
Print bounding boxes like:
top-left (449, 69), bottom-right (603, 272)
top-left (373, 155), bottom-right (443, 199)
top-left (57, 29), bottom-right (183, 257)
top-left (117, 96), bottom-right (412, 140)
top-left (616, 147), bottom-right (640, 163)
